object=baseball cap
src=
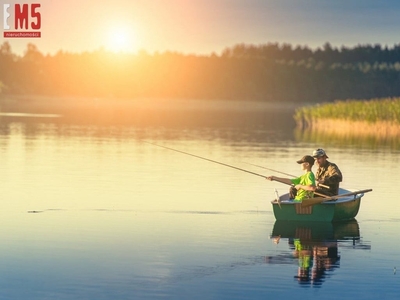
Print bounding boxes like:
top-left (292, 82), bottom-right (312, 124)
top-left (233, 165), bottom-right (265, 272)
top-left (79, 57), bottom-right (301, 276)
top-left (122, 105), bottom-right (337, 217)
top-left (296, 155), bottom-right (315, 165)
top-left (312, 148), bottom-right (329, 158)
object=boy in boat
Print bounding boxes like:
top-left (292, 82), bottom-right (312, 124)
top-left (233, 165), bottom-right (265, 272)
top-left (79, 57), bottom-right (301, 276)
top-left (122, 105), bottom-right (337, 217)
top-left (267, 155), bottom-right (316, 201)
top-left (312, 149), bottom-right (343, 196)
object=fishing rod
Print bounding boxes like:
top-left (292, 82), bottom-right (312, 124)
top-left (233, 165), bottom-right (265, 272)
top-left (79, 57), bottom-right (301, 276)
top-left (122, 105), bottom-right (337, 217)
top-left (142, 141), bottom-right (268, 179)
top-left (142, 141), bottom-right (329, 198)
top-left (245, 163), bottom-right (295, 177)
top-left (247, 162), bottom-right (331, 190)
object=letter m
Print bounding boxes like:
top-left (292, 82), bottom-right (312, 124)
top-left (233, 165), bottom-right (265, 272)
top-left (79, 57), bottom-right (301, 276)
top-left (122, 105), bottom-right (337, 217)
top-left (15, 4), bottom-right (29, 30)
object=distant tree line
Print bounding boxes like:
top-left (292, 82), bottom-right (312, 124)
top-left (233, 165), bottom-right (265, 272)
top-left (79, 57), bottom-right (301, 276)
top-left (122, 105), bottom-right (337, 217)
top-left (1, 41), bottom-right (400, 103)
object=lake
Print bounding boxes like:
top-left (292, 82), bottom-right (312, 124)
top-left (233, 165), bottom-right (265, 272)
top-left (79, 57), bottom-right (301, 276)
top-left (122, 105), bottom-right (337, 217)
top-left (0, 99), bottom-right (399, 299)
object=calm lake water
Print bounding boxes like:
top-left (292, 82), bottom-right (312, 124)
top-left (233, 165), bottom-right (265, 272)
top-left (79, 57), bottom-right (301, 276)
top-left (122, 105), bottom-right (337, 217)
top-left (0, 100), bottom-right (399, 299)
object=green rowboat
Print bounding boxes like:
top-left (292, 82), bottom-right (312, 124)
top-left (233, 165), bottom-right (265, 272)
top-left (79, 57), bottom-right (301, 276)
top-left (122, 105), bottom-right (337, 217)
top-left (271, 188), bottom-right (370, 222)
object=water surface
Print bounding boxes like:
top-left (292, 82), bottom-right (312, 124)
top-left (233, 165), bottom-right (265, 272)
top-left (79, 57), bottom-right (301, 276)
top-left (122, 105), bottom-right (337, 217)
top-left (0, 101), bottom-right (399, 299)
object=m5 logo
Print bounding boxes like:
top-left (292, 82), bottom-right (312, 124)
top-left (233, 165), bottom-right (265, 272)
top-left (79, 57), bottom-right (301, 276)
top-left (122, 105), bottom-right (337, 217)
top-left (3, 3), bottom-right (41, 38)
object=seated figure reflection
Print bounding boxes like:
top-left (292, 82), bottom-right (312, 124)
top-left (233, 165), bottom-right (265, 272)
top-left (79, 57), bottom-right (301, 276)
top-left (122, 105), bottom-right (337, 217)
top-left (290, 238), bottom-right (340, 285)
top-left (268, 220), bottom-right (367, 286)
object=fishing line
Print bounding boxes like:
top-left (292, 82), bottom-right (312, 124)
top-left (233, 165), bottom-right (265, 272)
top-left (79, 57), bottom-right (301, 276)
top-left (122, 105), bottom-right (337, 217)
top-left (142, 141), bottom-right (329, 198)
top-left (244, 163), bottom-right (295, 177)
top-left (142, 141), bottom-right (268, 179)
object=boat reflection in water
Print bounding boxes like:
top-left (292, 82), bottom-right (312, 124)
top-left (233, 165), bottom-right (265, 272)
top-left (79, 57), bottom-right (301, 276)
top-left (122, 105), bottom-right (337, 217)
top-left (266, 220), bottom-right (370, 286)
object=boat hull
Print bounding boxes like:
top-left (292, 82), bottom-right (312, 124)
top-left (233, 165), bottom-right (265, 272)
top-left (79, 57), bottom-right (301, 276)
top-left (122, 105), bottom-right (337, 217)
top-left (271, 191), bottom-right (362, 222)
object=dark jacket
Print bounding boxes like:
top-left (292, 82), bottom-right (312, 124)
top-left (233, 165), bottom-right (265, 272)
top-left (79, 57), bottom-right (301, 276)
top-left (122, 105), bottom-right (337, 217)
top-left (315, 161), bottom-right (343, 196)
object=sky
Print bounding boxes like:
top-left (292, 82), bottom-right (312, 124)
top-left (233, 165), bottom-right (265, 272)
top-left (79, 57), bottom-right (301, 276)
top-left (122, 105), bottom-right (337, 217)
top-left (2, 0), bottom-right (400, 56)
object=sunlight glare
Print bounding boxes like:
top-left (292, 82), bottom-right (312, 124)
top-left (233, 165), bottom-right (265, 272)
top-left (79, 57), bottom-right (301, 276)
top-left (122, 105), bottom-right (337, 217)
top-left (107, 25), bottom-right (136, 53)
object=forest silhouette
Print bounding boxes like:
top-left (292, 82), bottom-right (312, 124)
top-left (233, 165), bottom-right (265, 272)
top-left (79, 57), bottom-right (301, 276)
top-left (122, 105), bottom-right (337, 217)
top-left (1, 41), bottom-right (400, 103)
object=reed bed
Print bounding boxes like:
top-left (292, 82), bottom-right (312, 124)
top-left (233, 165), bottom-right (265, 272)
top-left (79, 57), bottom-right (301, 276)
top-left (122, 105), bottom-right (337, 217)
top-left (294, 97), bottom-right (400, 139)
top-left (295, 97), bottom-right (400, 126)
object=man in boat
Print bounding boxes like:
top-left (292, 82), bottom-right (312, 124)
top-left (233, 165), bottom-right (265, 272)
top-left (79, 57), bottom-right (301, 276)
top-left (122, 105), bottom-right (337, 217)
top-left (312, 149), bottom-right (343, 196)
top-left (267, 155), bottom-right (316, 201)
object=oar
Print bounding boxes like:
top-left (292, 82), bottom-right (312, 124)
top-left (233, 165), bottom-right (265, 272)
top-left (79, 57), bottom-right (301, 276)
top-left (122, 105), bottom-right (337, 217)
top-left (301, 189), bottom-right (373, 207)
top-left (247, 162), bottom-right (331, 189)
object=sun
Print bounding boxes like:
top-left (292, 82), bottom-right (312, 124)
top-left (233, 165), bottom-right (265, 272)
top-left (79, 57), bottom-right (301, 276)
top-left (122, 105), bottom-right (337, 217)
top-left (106, 25), bottom-right (137, 53)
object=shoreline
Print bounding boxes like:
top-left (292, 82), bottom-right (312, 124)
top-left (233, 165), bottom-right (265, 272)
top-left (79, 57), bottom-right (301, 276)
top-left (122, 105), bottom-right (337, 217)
top-left (302, 118), bottom-right (400, 139)
top-left (0, 95), bottom-right (302, 113)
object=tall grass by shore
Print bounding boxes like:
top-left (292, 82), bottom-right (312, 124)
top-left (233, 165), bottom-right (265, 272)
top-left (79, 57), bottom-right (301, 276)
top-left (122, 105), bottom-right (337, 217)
top-left (295, 98), bottom-right (400, 127)
top-left (294, 98), bottom-right (400, 140)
